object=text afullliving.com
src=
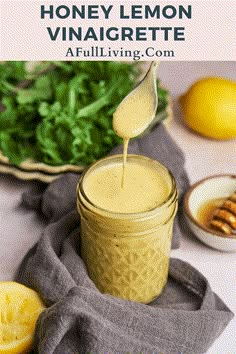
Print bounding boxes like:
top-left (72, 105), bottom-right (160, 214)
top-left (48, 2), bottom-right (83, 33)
top-left (65, 46), bottom-right (175, 60)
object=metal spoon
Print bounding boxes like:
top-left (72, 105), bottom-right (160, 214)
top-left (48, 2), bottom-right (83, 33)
top-left (112, 61), bottom-right (159, 140)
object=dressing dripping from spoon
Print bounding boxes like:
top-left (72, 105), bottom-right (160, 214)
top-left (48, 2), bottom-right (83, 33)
top-left (112, 61), bottom-right (159, 188)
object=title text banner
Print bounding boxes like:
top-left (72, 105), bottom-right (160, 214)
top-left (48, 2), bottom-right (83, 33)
top-left (0, 0), bottom-right (235, 60)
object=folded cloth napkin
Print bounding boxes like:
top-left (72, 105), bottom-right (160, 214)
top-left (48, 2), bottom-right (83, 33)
top-left (17, 209), bottom-right (233, 353)
top-left (18, 124), bottom-right (233, 353)
top-left (22, 124), bottom-right (190, 249)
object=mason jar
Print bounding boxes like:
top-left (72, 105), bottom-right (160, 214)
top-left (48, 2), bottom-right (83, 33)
top-left (77, 154), bottom-right (178, 304)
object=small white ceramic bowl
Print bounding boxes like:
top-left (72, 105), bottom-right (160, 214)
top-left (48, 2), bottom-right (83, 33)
top-left (184, 175), bottom-right (236, 252)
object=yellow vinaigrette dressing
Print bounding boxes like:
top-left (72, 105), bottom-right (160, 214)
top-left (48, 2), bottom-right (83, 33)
top-left (77, 62), bottom-right (178, 303)
top-left (113, 61), bottom-right (159, 188)
top-left (82, 157), bottom-right (169, 214)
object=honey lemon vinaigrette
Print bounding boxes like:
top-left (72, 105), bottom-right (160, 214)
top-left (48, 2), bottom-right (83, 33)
top-left (82, 157), bottom-right (170, 213)
top-left (82, 62), bottom-right (169, 214)
top-left (77, 62), bottom-right (177, 303)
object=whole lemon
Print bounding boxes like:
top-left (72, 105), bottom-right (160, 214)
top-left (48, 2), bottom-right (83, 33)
top-left (179, 77), bottom-right (236, 139)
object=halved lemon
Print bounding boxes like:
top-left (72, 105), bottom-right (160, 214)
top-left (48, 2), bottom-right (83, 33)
top-left (0, 281), bottom-right (45, 354)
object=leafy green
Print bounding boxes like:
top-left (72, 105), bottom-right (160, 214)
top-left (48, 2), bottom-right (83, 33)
top-left (0, 61), bottom-right (169, 166)
top-left (0, 62), bottom-right (27, 95)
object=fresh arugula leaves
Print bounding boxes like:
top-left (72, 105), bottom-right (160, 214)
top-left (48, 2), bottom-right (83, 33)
top-left (0, 61), bottom-right (169, 166)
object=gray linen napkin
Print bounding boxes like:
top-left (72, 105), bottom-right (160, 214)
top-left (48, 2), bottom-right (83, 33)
top-left (18, 124), bottom-right (233, 353)
top-left (22, 124), bottom-right (190, 249)
top-left (17, 209), bottom-right (233, 353)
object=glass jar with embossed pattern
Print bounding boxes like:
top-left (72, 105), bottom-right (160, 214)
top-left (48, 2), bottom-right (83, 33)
top-left (77, 155), bottom-right (178, 304)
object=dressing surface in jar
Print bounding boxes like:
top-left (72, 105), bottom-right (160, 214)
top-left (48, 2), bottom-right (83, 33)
top-left (77, 154), bottom-right (177, 303)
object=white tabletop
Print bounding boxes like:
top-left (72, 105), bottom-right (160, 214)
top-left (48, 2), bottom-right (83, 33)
top-left (0, 61), bottom-right (235, 353)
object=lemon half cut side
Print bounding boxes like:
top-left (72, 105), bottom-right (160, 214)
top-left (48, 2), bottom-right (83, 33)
top-left (0, 281), bottom-right (45, 354)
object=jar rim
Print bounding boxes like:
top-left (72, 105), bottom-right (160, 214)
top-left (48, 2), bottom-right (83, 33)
top-left (77, 154), bottom-right (177, 219)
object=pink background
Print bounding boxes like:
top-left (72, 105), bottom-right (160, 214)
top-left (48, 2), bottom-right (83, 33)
top-left (0, 0), bottom-right (235, 61)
